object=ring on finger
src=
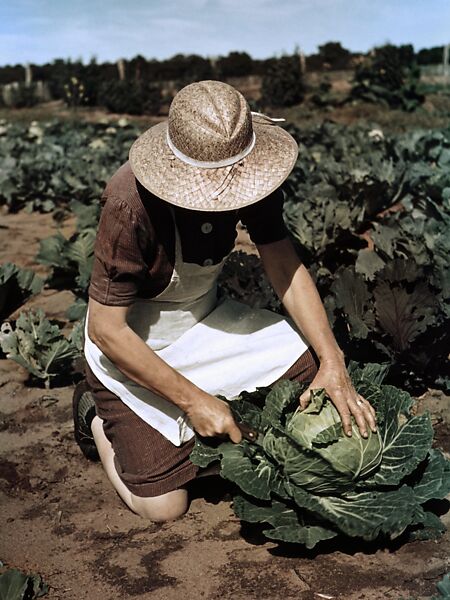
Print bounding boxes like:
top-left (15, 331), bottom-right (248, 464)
top-left (356, 398), bottom-right (364, 407)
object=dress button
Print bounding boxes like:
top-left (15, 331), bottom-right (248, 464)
top-left (201, 222), bottom-right (213, 234)
top-left (203, 258), bottom-right (214, 266)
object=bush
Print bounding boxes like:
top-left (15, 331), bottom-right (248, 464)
top-left (261, 55), bottom-right (305, 107)
top-left (63, 76), bottom-right (87, 109)
top-left (416, 46), bottom-right (444, 65)
top-left (97, 80), bottom-right (162, 115)
top-left (1, 82), bottom-right (39, 108)
top-left (317, 41), bottom-right (352, 70)
top-left (350, 44), bottom-right (425, 111)
top-left (216, 52), bottom-right (254, 78)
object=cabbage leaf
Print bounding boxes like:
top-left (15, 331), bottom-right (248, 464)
top-left (191, 367), bottom-right (450, 547)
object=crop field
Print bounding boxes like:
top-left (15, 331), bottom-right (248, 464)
top-left (0, 95), bottom-right (449, 599)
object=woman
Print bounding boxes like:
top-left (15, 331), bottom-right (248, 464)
top-left (74, 80), bottom-right (376, 522)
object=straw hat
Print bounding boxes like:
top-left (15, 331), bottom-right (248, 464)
top-left (129, 80), bottom-right (298, 212)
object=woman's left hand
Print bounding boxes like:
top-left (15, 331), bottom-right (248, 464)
top-left (299, 358), bottom-right (377, 438)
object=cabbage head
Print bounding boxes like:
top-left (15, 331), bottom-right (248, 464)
top-left (191, 366), bottom-right (449, 548)
top-left (263, 389), bottom-right (383, 495)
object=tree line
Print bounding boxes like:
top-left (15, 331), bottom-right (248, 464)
top-left (0, 43), bottom-right (442, 113)
top-left (0, 43), bottom-right (444, 87)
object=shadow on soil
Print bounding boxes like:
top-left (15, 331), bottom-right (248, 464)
top-left (187, 473), bottom-right (450, 560)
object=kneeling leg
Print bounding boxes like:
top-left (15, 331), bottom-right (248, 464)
top-left (91, 415), bottom-right (189, 522)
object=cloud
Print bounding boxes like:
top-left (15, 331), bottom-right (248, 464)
top-left (0, 0), bottom-right (448, 65)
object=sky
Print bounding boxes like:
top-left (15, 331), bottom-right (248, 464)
top-left (0, 0), bottom-right (448, 66)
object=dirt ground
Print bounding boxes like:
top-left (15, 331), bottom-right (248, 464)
top-left (1, 211), bottom-right (450, 600)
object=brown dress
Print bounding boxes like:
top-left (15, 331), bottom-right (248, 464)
top-left (85, 162), bottom-right (318, 497)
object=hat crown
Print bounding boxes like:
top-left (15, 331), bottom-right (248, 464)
top-left (168, 80), bottom-right (253, 163)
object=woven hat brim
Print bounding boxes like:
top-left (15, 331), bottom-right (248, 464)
top-left (129, 120), bottom-right (298, 212)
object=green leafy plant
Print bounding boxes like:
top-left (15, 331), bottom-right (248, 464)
top-left (36, 203), bottom-right (97, 321)
top-left (261, 54), bottom-right (305, 107)
top-left (0, 309), bottom-right (80, 388)
top-left (325, 259), bottom-right (449, 390)
top-left (191, 363), bottom-right (450, 548)
top-left (97, 80), bottom-right (161, 115)
top-left (0, 119), bottom-right (140, 213)
top-left (432, 573), bottom-right (450, 599)
top-left (283, 121), bottom-right (450, 390)
top-left (350, 44), bottom-right (425, 111)
top-left (0, 263), bottom-right (43, 320)
top-left (218, 251), bottom-right (281, 313)
top-left (63, 76), bottom-right (87, 109)
top-left (0, 568), bottom-right (47, 600)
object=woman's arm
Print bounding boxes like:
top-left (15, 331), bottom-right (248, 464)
top-left (87, 298), bottom-right (242, 443)
top-left (258, 237), bottom-right (377, 438)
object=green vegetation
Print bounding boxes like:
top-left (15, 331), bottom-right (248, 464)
top-left (97, 80), bottom-right (162, 115)
top-left (0, 263), bottom-right (43, 320)
top-left (0, 118), bottom-right (139, 212)
top-left (350, 44), bottom-right (425, 111)
top-left (0, 43), bottom-right (444, 114)
top-left (0, 118), bottom-right (448, 391)
top-left (190, 363), bottom-right (450, 548)
top-left (0, 568), bottom-right (47, 600)
top-left (261, 54), bottom-right (306, 107)
top-left (432, 573), bottom-right (450, 599)
top-left (283, 122), bottom-right (450, 391)
top-left (0, 309), bottom-right (81, 388)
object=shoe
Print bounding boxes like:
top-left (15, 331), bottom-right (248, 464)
top-left (72, 379), bottom-right (100, 461)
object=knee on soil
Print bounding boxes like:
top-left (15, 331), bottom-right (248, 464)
top-left (129, 489), bottom-right (189, 522)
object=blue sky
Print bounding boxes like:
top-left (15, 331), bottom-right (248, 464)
top-left (1, 0), bottom-right (448, 66)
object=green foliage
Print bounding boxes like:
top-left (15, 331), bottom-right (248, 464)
top-left (1, 118), bottom-right (448, 392)
top-left (0, 309), bottom-right (80, 388)
top-left (63, 76), bottom-right (87, 109)
top-left (2, 83), bottom-right (39, 109)
top-left (36, 200), bottom-right (98, 320)
top-left (317, 42), bottom-right (352, 70)
top-left (0, 119), bottom-right (140, 212)
top-left (191, 368), bottom-right (450, 548)
top-left (283, 121), bottom-right (450, 390)
top-left (37, 228), bottom-right (95, 295)
top-left (433, 573), bottom-right (450, 599)
top-left (416, 46), bottom-right (445, 65)
top-left (350, 44), bottom-right (425, 111)
top-left (0, 263), bottom-right (43, 320)
top-left (310, 78), bottom-right (337, 107)
top-left (216, 52), bottom-right (254, 78)
top-left (97, 80), bottom-right (162, 115)
top-left (0, 568), bottom-right (48, 600)
top-left (217, 251), bottom-right (282, 313)
top-left (159, 53), bottom-right (214, 84)
top-left (261, 55), bottom-right (305, 107)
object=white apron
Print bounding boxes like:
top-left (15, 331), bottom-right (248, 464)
top-left (84, 213), bottom-right (309, 446)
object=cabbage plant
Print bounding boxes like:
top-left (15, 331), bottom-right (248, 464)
top-left (264, 390), bottom-right (383, 494)
top-left (190, 363), bottom-right (450, 548)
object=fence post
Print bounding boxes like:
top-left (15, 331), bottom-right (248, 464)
top-left (117, 59), bottom-right (125, 81)
top-left (25, 63), bottom-right (33, 86)
top-left (443, 44), bottom-right (450, 83)
top-left (299, 49), bottom-right (306, 74)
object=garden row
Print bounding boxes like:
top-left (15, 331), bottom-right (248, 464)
top-left (0, 118), bottom-right (448, 393)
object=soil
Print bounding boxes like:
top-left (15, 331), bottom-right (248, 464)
top-left (1, 183), bottom-right (450, 600)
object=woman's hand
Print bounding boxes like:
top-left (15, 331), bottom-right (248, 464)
top-left (186, 393), bottom-right (243, 444)
top-left (299, 358), bottom-right (377, 438)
